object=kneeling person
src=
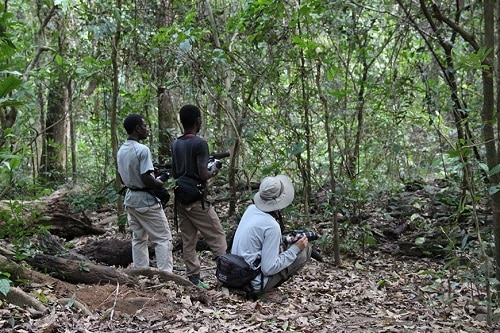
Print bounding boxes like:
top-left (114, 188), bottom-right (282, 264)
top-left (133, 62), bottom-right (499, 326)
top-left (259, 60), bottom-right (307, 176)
top-left (230, 175), bottom-right (312, 296)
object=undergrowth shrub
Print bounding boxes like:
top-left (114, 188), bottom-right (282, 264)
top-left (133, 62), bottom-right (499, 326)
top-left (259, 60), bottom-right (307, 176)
top-left (67, 183), bottom-right (119, 213)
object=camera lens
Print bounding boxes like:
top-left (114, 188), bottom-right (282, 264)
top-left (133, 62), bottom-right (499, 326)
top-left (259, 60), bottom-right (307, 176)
top-left (304, 231), bottom-right (319, 241)
top-left (158, 172), bottom-right (169, 182)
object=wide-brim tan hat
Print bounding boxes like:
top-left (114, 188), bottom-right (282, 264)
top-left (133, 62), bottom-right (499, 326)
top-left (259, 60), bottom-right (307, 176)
top-left (253, 175), bottom-right (294, 212)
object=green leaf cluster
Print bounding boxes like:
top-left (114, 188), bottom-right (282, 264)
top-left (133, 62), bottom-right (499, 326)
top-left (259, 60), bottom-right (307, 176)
top-left (0, 4), bottom-right (22, 108)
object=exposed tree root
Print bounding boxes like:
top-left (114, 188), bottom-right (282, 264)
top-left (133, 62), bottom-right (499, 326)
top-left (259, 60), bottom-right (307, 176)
top-left (1, 286), bottom-right (47, 314)
top-left (57, 297), bottom-right (93, 316)
top-left (124, 268), bottom-right (192, 286)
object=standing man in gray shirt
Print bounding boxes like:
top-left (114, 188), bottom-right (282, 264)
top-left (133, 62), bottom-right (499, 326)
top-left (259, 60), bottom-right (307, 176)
top-left (117, 114), bottom-right (173, 272)
top-left (231, 175), bottom-right (312, 301)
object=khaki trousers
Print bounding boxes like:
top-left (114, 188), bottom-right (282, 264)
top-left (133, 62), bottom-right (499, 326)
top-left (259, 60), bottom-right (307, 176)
top-left (126, 203), bottom-right (173, 272)
top-left (176, 201), bottom-right (227, 276)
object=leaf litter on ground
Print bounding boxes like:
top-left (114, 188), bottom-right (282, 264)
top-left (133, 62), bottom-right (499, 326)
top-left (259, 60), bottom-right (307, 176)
top-left (1, 244), bottom-right (498, 332)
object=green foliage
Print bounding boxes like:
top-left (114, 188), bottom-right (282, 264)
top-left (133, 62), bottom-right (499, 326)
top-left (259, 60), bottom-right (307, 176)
top-left (1, 149), bottom-right (55, 197)
top-left (0, 75), bottom-right (22, 108)
top-left (78, 261), bottom-right (90, 272)
top-left (0, 201), bottom-right (44, 239)
top-left (337, 219), bottom-right (377, 255)
top-left (33, 289), bottom-right (50, 303)
top-left (117, 212), bottom-right (128, 231)
top-left (0, 271), bottom-right (11, 299)
top-left (0, 3), bottom-right (24, 110)
top-left (227, 0), bottom-right (286, 46)
top-left (0, 201), bottom-right (51, 259)
top-left (0, 0), bottom-right (488, 193)
top-left (419, 237), bottom-right (500, 310)
top-left (67, 184), bottom-right (119, 213)
top-left (479, 163), bottom-right (500, 195)
top-left (0, 4), bottom-right (16, 60)
top-left (68, 191), bottom-right (101, 213)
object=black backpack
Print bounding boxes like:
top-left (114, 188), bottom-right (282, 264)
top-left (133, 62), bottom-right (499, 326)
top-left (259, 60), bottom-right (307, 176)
top-left (216, 254), bottom-right (261, 289)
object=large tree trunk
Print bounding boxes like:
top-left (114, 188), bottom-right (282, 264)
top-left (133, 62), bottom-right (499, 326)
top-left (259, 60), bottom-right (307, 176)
top-left (39, 8), bottom-right (70, 185)
top-left (493, 0), bottom-right (500, 282)
top-left (40, 81), bottom-right (69, 184)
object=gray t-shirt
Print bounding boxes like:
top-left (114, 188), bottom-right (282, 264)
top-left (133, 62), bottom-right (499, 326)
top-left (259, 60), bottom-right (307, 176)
top-left (231, 204), bottom-right (300, 291)
top-left (117, 139), bottom-right (159, 207)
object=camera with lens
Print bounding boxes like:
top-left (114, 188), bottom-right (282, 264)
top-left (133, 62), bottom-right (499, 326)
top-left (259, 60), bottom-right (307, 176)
top-left (282, 230), bottom-right (320, 246)
top-left (207, 159), bottom-right (222, 171)
top-left (156, 171), bottom-right (169, 182)
top-left (153, 162), bottom-right (171, 182)
top-left (207, 152), bottom-right (230, 171)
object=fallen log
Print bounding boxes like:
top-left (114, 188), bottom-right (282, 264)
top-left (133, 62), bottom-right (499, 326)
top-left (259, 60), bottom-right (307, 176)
top-left (0, 253), bottom-right (61, 286)
top-left (79, 238), bottom-right (134, 267)
top-left (82, 235), bottom-right (205, 267)
top-left (40, 212), bottom-right (106, 240)
top-left (28, 253), bottom-right (134, 286)
top-left (0, 252), bottom-right (76, 313)
top-left (27, 253), bottom-right (193, 287)
top-left (0, 189), bottom-right (107, 241)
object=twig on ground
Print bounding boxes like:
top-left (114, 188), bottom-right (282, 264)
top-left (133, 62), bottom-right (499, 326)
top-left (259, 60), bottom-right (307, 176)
top-left (110, 282), bottom-right (120, 322)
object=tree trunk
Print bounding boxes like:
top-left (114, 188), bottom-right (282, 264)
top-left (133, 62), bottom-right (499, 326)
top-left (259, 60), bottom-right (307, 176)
top-left (40, 80), bottom-right (69, 184)
top-left (69, 79), bottom-right (77, 183)
top-left (493, 0), bottom-right (500, 283)
top-left (0, 105), bottom-right (18, 149)
top-left (111, 0), bottom-right (124, 232)
top-left (157, 87), bottom-right (176, 161)
top-left (295, 16), bottom-right (311, 222)
top-left (39, 5), bottom-right (70, 185)
top-left (481, 0), bottom-right (500, 280)
top-left (155, 0), bottom-right (175, 162)
top-left (315, 57), bottom-right (341, 265)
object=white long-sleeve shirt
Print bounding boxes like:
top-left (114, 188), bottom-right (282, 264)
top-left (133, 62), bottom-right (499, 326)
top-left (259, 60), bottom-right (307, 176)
top-left (231, 204), bottom-right (300, 291)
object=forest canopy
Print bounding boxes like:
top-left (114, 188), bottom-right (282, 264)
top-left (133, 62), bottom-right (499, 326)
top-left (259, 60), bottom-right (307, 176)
top-left (3, 0), bottom-right (483, 192)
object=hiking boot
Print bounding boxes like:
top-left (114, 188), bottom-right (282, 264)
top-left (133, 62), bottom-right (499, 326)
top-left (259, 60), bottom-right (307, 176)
top-left (188, 275), bottom-right (200, 285)
top-left (188, 275), bottom-right (210, 289)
